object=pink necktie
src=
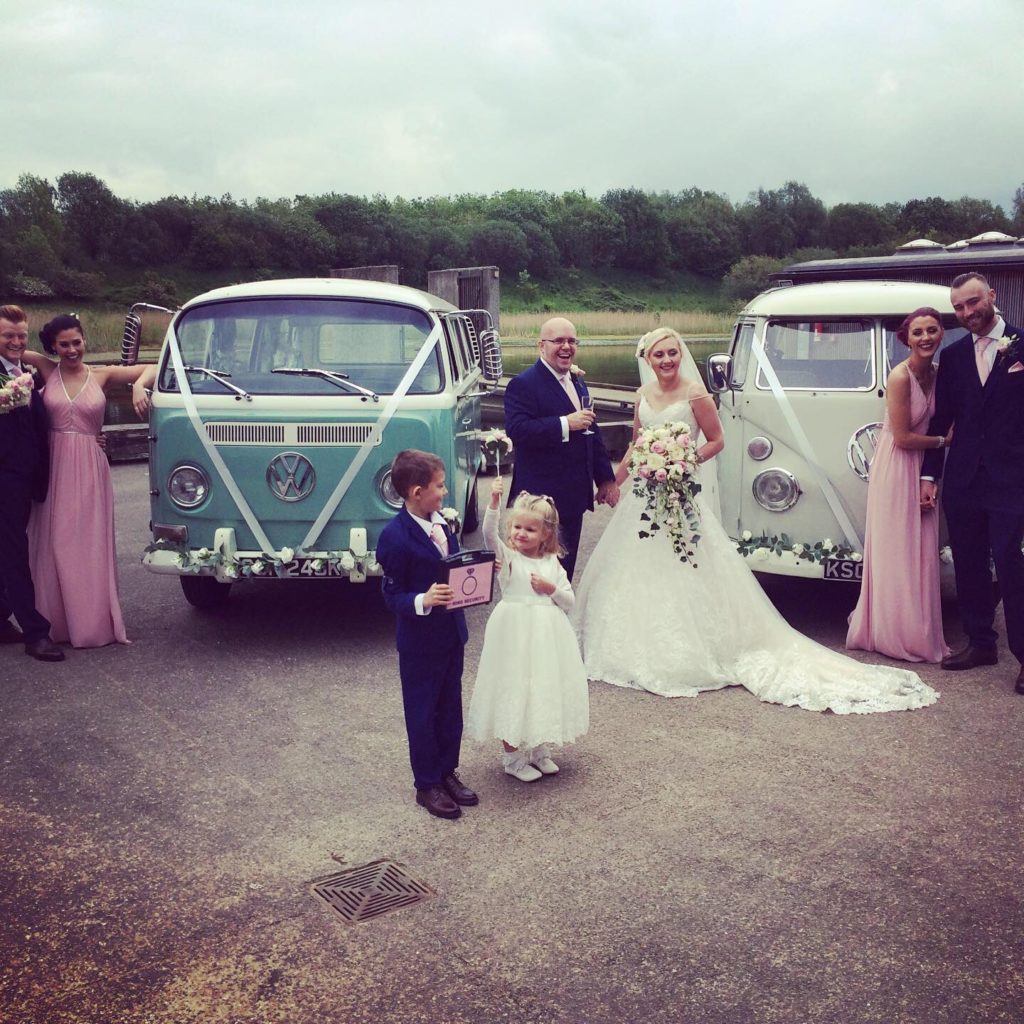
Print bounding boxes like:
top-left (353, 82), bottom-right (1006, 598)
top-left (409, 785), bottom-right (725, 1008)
top-left (560, 374), bottom-right (581, 411)
top-left (975, 337), bottom-right (993, 385)
top-left (430, 522), bottom-right (449, 556)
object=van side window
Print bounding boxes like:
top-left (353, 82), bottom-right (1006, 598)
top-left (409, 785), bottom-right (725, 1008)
top-left (757, 320), bottom-right (874, 391)
top-left (731, 322), bottom-right (755, 387)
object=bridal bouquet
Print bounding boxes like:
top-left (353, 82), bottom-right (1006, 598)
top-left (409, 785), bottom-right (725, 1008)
top-left (0, 371), bottom-right (34, 415)
top-left (630, 421), bottom-right (702, 566)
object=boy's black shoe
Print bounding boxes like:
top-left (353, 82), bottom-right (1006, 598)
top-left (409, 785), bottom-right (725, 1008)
top-left (442, 771), bottom-right (479, 806)
top-left (416, 785), bottom-right (461, 819)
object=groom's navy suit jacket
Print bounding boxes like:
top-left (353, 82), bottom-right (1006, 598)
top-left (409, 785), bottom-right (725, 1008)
top-left (922, 322), bottom-right (1024, 511)
top-left (504, 359), bottom-right (615, 524)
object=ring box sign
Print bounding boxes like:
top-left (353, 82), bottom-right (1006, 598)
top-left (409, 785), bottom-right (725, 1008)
top-left (440, 550), bottom-right (496, 609)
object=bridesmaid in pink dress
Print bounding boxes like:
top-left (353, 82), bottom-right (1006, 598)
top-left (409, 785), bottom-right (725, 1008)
top-left (24, 315), bottom-right (155, 648)
top-left (847, 307), bottom-right (951, 663)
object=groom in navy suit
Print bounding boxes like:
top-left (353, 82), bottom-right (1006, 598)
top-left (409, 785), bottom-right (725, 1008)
top-left (504, 317), bottom-right (619, 580)
top-left (0, 304), bottom-right (63, 662)
top-left (921, 273), bottom-right (1024, 694)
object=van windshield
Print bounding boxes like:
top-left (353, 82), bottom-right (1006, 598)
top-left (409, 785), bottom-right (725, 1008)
top-left (158, 298), bottom-right (443, 396)
top-left (756, 320), bottom-right (874, 391)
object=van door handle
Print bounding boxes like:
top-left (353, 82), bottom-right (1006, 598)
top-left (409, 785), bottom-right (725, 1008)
top-left (461, 417), bottom-right (473, 425)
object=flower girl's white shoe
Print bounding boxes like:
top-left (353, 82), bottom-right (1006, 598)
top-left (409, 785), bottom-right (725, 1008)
top-left (502, 750), bottom-right (542, 783)
top-left (529, 745), bottom-right (560, 775)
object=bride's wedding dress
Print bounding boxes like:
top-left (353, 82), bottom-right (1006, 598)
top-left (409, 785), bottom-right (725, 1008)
top-left (573, 397), bottom-right (938, 714)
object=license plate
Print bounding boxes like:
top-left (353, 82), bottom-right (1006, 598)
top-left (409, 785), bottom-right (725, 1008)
top-left (823, 557), bottom-right (863, 582)
top-left (281, 558), bottom-right (348, 578)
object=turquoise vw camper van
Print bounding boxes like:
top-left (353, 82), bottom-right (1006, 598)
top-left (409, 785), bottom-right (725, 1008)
top-left (131, 278), bottom-right (501, 606)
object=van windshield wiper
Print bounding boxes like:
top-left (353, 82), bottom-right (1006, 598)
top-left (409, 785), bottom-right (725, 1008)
top-left (181, 365), bottom-right (252, 401)
top-left (272, 366), bottom-right (379, 402)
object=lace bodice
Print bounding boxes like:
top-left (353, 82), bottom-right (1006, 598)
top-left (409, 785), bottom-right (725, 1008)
top-left (638, 395), bottom-right (700, 435)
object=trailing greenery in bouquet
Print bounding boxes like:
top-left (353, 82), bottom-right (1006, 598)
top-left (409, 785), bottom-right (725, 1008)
top-left (0, 370), bottom-right (34, 415)
top-left (480, 428), bottom-right (513, 474)
top-left (630, 422), bottom-right (702, 566)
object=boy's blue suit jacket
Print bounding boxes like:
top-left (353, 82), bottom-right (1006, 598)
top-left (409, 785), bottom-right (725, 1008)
top-left (377, 507), bottom-right (469, 655)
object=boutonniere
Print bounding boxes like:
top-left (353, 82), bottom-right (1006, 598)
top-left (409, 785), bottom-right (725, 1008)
top-left (569, 363), bottom-right (584, 377)
top-left (440, 507), bottom-right (461, 535)
top-left (996, 334), bottom-right (1019, 359)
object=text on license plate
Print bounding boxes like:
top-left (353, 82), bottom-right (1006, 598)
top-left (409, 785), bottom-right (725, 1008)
top-left (823, 557), bottom-right (863, 582)
top-left (282, 559), bottom-right (348, 578)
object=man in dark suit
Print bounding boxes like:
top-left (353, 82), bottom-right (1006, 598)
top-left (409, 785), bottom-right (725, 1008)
top-left (376, 449), bottom-right (476, 820)
top-left (504, 317), bottom-right (619, 580)
top-left (921, 273), bottom-right (1024, 693)
top-left (0, 305), bottom-right (64, 662)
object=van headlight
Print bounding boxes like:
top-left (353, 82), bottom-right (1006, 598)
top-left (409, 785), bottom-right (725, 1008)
top-left (752, 469), bottom-right (800, 512)
top-left (377, 468), bottom-right (403, 509)
top-left (168, 464), bottom-right (210, 508)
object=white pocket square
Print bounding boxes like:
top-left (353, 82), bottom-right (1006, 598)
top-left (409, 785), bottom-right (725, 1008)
top-left (1009, 361), bottom-right (1024, 373)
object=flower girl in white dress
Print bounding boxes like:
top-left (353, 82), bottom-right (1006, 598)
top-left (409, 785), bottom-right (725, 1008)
top-left (467, 479), bottom-right (590, 781)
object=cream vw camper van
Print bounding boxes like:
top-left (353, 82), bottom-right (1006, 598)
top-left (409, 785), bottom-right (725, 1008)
top-left (707, 280), bottom-right (964, 581)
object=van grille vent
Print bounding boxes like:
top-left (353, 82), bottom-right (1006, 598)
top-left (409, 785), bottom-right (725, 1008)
top-left (204, 422), bottom-right (377, 447)
top-left (297, 424), bottom-right (376, 445)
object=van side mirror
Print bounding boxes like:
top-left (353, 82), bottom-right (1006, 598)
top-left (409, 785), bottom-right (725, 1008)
top-left (119, 302), bottom-right (177, 366)
top-left (707, 353), bottom-right (732, 393)
top-left (478, 327), bottom-right (503, 384)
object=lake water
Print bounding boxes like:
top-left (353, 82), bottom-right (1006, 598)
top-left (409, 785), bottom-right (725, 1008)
top-left (500, 338), bottom-right (726, 387)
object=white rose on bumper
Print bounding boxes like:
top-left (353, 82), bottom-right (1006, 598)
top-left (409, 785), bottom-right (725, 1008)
top-left (754, 547), bottom-right (771, 561)
top-left (279, 546), bottom-right (295, 563)
top-left (741, 530), bottom-right (752, 542)
top-left (791, 543), bottom-right (805, 556)
top-left (850, 552), bottom-right (863, 562)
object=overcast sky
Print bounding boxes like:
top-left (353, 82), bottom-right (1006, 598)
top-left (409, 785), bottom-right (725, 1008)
top-left (6, 0), bottom-right (1023, 214)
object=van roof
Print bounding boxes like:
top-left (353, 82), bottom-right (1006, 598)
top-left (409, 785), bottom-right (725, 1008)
top-left (181, 277), bottom-right (456, 313)
top-left (741, 280), bottom-right (955, 317)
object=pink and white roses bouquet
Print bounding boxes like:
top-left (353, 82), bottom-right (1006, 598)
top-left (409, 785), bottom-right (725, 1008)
top-left (0, 371), bottom-right (34, 415)
top-left (629, 421), bottom-right (702, 566)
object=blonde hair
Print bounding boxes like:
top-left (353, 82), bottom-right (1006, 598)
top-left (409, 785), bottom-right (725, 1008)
top-left (506, 491), bottom-right (564, 557)
top-left (635, 326), bottom-right (684, 361)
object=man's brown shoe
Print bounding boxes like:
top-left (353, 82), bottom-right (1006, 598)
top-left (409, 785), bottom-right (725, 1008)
top-left (0, 619), bottom-right (24, 644)
top-left (442, 771), bottom-right (479, 806)
top-left (941, 645), bottom-right (997, 671)
top-left (416, 785), bottom-right (461, 819)
top-left (24, 637), bottom-right (65, 662)
top-left (1015, 666), bottom-right (1024, 695)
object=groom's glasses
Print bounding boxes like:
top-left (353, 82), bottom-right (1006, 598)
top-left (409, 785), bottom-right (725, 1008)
top-left (542, 337), bottom-right (577, 348)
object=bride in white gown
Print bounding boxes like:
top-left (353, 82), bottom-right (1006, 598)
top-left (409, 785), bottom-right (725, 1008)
top-left (573, 328), bottom-right (938, 714)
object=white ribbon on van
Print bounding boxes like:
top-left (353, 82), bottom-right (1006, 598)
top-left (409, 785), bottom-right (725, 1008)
top-left (749, 330), bottom-right (863, 550)
top-left (299, 323), bottom-right (443, 552)
top-left (166, 327), bottom-right (276, 554)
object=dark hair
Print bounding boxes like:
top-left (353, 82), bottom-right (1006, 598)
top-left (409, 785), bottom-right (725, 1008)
top-left (390, 449), bottom-right (444, 499)
top-left (951, 271), bottom-right (990, 291)
top-left (896, 306), bottom-right (943, 346)
top-left (39, 313), bottom-right (85, 355)
top-left (0, 304), bottom-right (27, 324)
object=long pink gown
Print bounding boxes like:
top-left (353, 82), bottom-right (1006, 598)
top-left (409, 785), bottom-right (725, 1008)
top-left (29, 368), bottom-right (128, 647)
top-left (846, 372), bottom-right (948, 663)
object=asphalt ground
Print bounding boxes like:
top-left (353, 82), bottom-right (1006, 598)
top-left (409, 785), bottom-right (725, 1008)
top-left (1, 463), bottom-right (1022, 1024)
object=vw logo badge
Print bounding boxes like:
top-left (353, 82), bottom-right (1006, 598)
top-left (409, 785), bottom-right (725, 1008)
top-left (847, 422), bottom-right (883, 481)
top-left (266, 452), bottom-right (316, 502)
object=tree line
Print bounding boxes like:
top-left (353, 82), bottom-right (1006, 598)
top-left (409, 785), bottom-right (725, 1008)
top-left (2, 171), bottom-right (1022, 305)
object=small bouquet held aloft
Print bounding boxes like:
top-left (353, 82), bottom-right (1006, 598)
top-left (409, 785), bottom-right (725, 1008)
top-left (0, 371), bottom-right (34, 415)
top-left (630, 421), bottom-right (702, 566)
top-left (480, 428), bottom-right (513, 475)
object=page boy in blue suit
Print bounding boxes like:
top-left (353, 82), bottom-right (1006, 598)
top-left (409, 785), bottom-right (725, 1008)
top-left (376, 449), bottom-right (478, 819)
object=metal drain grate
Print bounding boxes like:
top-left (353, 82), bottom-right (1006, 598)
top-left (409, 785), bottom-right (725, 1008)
top-left (311, 860), bottom-right (434, 924)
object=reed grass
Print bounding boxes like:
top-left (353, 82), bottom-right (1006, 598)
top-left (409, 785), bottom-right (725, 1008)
top-left (18, 303), bottom-right (171, 358)
top-left (501, 308), bottom-right (734, 339)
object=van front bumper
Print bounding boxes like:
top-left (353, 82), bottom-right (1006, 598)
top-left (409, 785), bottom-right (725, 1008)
top-left (142, 527), bottom-right (382, 583)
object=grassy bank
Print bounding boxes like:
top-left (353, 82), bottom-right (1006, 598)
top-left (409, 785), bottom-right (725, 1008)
top-left (501, 309), bottom-right (733, 339)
